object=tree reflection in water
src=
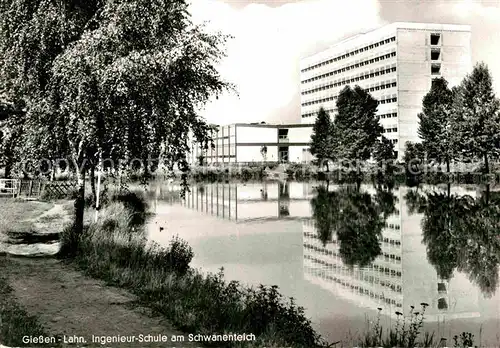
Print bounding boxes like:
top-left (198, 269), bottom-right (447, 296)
top-left (405, 185), bottom-right (500, 297)
top-left (310, 184), bottom-right (396, 268)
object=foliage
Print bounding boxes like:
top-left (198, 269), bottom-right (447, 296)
top-left (260, 145), bottom-right (268, 162)
top-left (373, 136), bottom-right (396, 165)
top-left (406, 186), bottom-right (500, 296)
top-left (334, 86), bottom-right (382, 161)
top-left (151, 235), bottom-right (194, 274)
top-left (310, 185), bottom-right (396, 267)
top-left (450, 63), bottom-right (500, 174)
top-left (418, 77), bottom-right (455, 171)
top-left (310, 107), bottom-right (334, 170)
top-left (1, 0), bottom-right (233, 234)
top-left (403, 141), bottom-right (426, 182)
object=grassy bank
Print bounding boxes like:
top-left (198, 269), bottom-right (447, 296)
top-left (59, 191), bottom-right (326, 348)
top-left (0, 260), bottom-right (60, 347)
top-left (57, 189), bottom-right (487, 348)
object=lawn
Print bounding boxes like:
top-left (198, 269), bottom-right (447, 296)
top-left (0, 199), bottom-right (54, 235)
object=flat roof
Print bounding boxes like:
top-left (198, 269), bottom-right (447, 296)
top-left (301, 21), bottom-right (471, 67)
top-left (217, 123), bottom-right (314, 128)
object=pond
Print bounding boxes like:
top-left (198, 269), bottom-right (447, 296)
top-left (146, 181), bottom-right (500, 346)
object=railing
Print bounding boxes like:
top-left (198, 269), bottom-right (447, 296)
top-left (0, 179), bottom-right (20, 197)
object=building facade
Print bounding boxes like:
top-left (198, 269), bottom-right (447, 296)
top-left (189, 123), bottom-right (313, 165)
top-left (300, 22), bottom-right (472, 160)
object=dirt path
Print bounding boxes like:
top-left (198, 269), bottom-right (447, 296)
top-left (0, 257), bottom-right (203, 348)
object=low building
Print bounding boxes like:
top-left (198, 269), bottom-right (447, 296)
top-left (189, 123), bottom-right (314, 165)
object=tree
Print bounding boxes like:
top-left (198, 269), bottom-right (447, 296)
top-left (310, 107), bottom-right (333, 171)
top-left (310, 185), bottom-right (396, 268)
top-left (403, 141), bottom-right (425, 175)
top-left (450, 63), bottom-right (500, 174)
top-left (334, 86), bottom-right (382, 162)
top-left (1, 0), bottom-right (232, 237)
top-left (418, 77), bottom-right (455, 172)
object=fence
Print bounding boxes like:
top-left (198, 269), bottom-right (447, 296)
top-left (0, 179), bottom-right (20, 198)
top-left (0, 179), bottom-right (76, 199)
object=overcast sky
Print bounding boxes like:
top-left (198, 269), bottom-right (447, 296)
top-left (189, 0), bottom-right (500, 125)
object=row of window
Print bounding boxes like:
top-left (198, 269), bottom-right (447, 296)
top-left (386, 223), bottom-right (401, 230)
top-left (302, 107), bottom-right (399, 119)
top-left (380, 112), bottom-right (398, 119)
top-left (302, 36), bottom-right (397, 73)
top-left (303, 76), bottom-right (397, 97)
top-left (382, 237), bottom-right (401, 246)
top-left (302, 66), bottom-right (397, 96)
top-left (381, 253), bottom-right (402, 262)
top-left (303, 243), bottom-right (402, 271)
top-left (301, 51), bottom-right (397, 84)
top-left (306, 267), bottom-right (404, 306)
top-left (302, 94), bottom-right (398, 108)
top-left (305, 259), bottom-right (404, 298)
top-left (304, 231), bottom-right (402, 249)
top-left (384, 127), bottom-right (398, 133)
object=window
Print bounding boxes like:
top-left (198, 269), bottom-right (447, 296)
top-left (431, 48), bottom-right (441, 60)
top-left (438, 298), bottom-right (448, 310)
top-left (431, 63), bottom-right (441, 75)
top-left (430, 33), bottom-right (441, 45)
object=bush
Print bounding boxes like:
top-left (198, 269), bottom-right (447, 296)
top-left (149, 236), bottom-right (194, 275)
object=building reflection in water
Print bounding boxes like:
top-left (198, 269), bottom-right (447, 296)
top-left (304, 184), bottom-right (486, 322)
top-left (159, 181), bottom-right (498, 323)
top-left (177, 181), bottom-right (314, 223)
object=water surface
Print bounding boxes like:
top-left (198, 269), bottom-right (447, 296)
top-left (147, 181), bottom-right (500, 345)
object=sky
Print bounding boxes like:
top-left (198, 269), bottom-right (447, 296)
top-left (188, 0), bottom-right (500, 125)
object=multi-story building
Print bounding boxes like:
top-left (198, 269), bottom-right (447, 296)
top-left (188, 123), bottom-right (313, 165)
top-left (300, 22), bottom-right (472, 160)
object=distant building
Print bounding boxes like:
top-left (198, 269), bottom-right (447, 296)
top-left (300, 22), bottom-right (472, 160)
top-left (188, 123), bottom-right (314, 165)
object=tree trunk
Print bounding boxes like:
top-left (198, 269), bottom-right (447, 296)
top-left (325, 159), bottom-right (329, 173)
top-left (74, 169), bottom-right (86, 237)
top-left (5, 161), bottom-right (12, 179)
top-left (485, 184), bottom-right (490, 205)
top-left (484, 153), bottom-right (490, 174)
top-left (50, 164), bottom-right (56, 181)
top-left (90, 165), bottom-right (96, 206)
top-left (447, 183), bottom-right (451, 198)
top-left (446, 158), bottom-right (450, 173)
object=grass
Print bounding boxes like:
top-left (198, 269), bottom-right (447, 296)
top-left (59, 191), bottom-right (327, 348)
top-left (57, 187), bottom-right (488, 348)
top-left (337, 305), bottom-right (482, 348)
top-left (0, 260), bottom-right (60, 347)
top-left (0, 200), bottom-right (54, 235)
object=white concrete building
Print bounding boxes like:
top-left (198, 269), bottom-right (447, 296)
top-left (300, 22), bottom-right (472, 160)
top-left (189, 123), bottom-right (313, 165)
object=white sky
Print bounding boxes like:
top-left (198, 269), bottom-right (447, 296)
top-left (189, 0), bottom-right (500, 125)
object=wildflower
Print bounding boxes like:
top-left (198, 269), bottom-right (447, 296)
top-left (395, 311), bottom-right (402, 316)
top-left (420, 302), bottom-right (429, 307)
top-left (410, 305), bottom-right (415, 309)
top-left (377, 307), bottom-right (382, 311)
